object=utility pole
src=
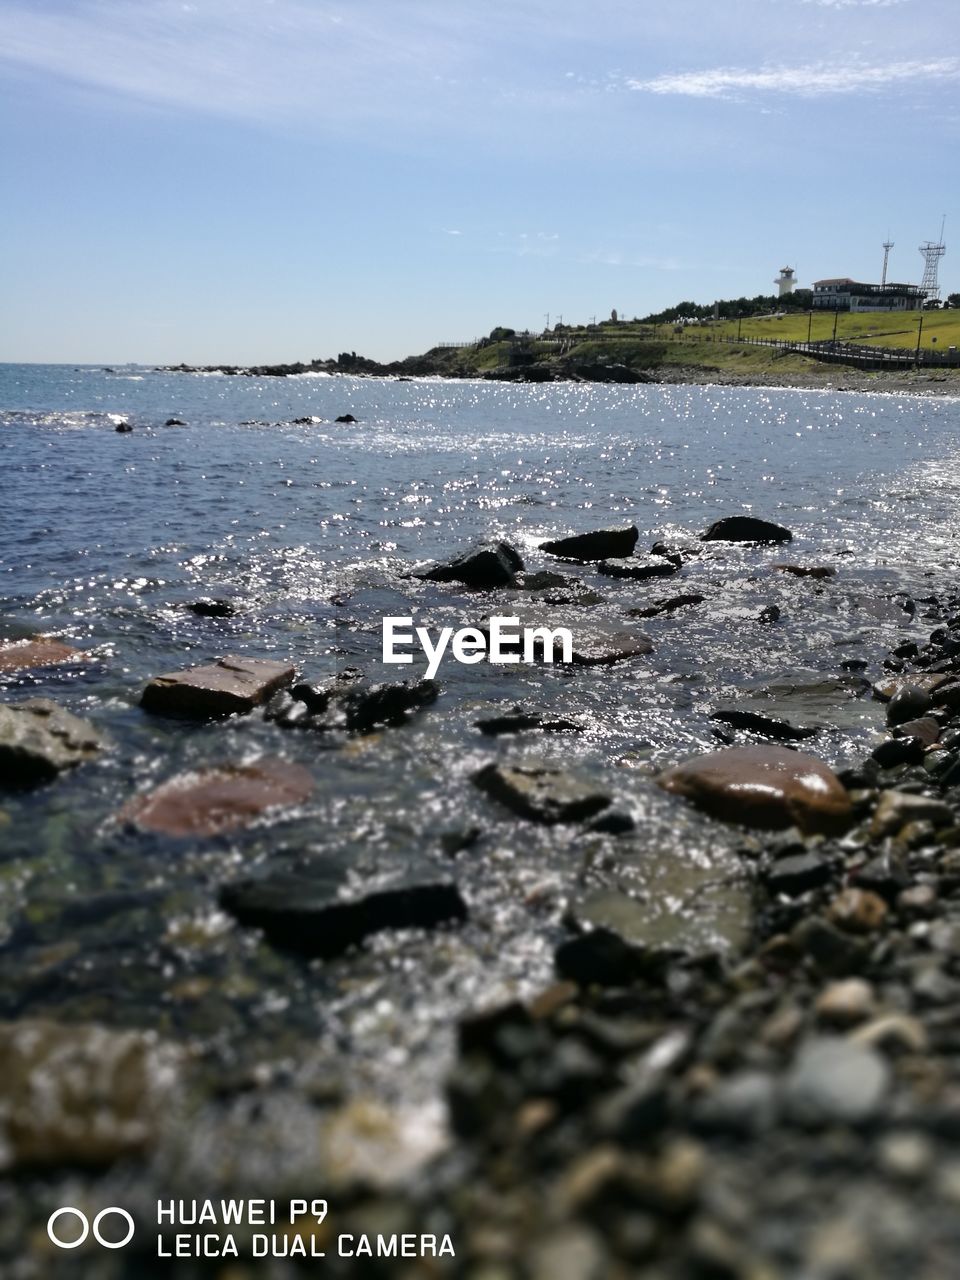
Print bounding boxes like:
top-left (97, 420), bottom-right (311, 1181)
top-left (807, 311), bottom-right (813, 343)
top-left (544, 313), bottom-right (550, 332)
top-left (915, 312), bottom-right (924, 366)
top-left (832, 309), bottom-right (839, 343)
top-left (881, 238), bottom-right (894, 288)
top-left (737, 313), bottom-right (742, 341)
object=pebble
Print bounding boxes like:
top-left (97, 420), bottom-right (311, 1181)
top-left (814, 978), bottom-right (876, 1026)
top-left (784, 1037), bottom-right (890, 1126)
top-left (826, 887), bottom-right (889, 934)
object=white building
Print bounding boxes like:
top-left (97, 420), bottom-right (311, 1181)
top-left (812, 278), bottom-right (924, 312)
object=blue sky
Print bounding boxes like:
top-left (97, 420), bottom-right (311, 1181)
top-left (1, 0), bottom-right (957, 363)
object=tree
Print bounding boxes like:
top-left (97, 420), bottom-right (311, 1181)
top-left (945, 293), bottom-right (960, 309)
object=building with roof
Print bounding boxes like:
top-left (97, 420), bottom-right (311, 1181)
top-left (812, 278), bottom-right (924, 312)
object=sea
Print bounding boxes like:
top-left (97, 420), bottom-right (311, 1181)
top-left (2, 362), bottom-right (960, 1119)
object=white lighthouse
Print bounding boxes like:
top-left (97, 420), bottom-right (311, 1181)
top-left (774, 266), bottom-right (797, 297)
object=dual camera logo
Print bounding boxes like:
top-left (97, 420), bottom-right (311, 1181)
top-left (47, 1207), bottom-right (135, 1251)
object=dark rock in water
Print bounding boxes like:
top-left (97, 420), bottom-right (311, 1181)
top-left (0, 1019), bottom-right (180, 1169)
top-left (141, 655), bottom-right (295, 718)
top-left (187, 598), bottom-right (236, 618)
top-left (120, 758), bottom-right (312, 837)
top-left (784, 1037), bottom-right (889, 1127)
top-left (291, 416), bottom-right (315, 424)
top-left (773, 564), bottom-right (835, 579)
top-left (555, 928), bottom-right (650, 986)
top-left (220, 867), bottom-right (467, 958)
top-left (871, 737), bottom-right (924, 768)
top-left (702, 516), bottom-right (792, 543)
top-left (842, 658), bottom-right (869, 672)
top-left (0, 698), bottom-right (104, 788)
top-left (540, 526), bottom-right (639, 562)
top-left (343, 679), bottom-right (439, 733)
top-left (0, 636), bottom-right (86, 674)
top-left (290, 679), bottom-right (337, 713)
top-left (872, 672), bottom-right (949, 702)
top-left (516, 570), bottom-right (569, 591)
top-left (758, 605), bottom-right (781, 625)
top-left (628, 593), bottom-right (704, 619)
top-left (114, 422), bottom-right (133, 433)
top-left (765, 853), bottom-right (835, 897)
top-left (709, 709), bottom-right (818, 742)
top-left (473, 762), bottom-right (611, 825)
top-left (597, 558), bottom-right (678, 581)
top-left (418, 541), bottom-right (524, 589)
top-left (585, 809), bottom-right (636, 835)
top-left (474, 711), bottom-right (583, 736)
top-left (887, 685), bottom-right (934, 726)
top-left (164, 417), bottom-right (186, 426)
top-left (658, 745), bottom-right (853, 835)
top-left (334, 413), bottom-right (357, 423)
top-left (567, 362), bottom-right (649, 384)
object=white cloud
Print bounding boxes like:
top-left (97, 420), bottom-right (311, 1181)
top-left (628, 57), bottom-right (960, 98)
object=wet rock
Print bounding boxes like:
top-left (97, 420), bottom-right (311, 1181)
top-left (220, 867), bottom-right (467, 958)
top-left (894, 716), bottom-right (940, 747)
top-left (826, 888), bottom-right (888, 934)
top-left (121, 757), bottom-right (312, 837)
top-left (871, 737), bottom-right (925, 768)
top-left (596, 558), bottom-right (678, 581)
top-left (114, 421), bottom-right (133, 433)
top-left (0, 637), bottom-right (85, 674)
top-left (658, 745), bottom-right (853, 835)
top-left (791, 917), bottom-right (867, 976)
top-left (784, 1036), bottom-right (889, 1126)
top-left (849, 851), bottom-right (911, 902)
top-left (540, 526), bottom-right (639, 562)
top-left (518, 570), bottom-right (569, 591)
top-left (898, 883), bottom-right (937, 917)
top-left (187, 598), bottom-right (236, 618)
top-left (418, 541), bottom-right (523, 588)
top-left (870, 790), bottom-right (954, 839)
top-left (709, 708), bottom-right (818, 742)
top-left (0, 1019), bottom-right (179, 1168)
top-left (773, 564), bottom-right (836, 579)
top-left (0, 699), bottom-right (104, 788)
top-left (474, 710), bottom-right (582, 735)
top-left (628, 593), bottom-right (705, 619)
top-left (164, 417), bottom-right (186, 426)
top-left (872, 672), bottom-right (949, 702)
top-left (585, 809), bottom-right (635, 835)
top-left (758, 604), bottom-right (781, 625)
top-left (343, 678), bottom-right (439, 732)
top-left (555, 928), bottom-right (649, 986)
top-left (334, 413), bottom-right (357, 423)
top-left (141, 654), bottom-right (295, 717)
top-left (473, 762), bottom-right (611, 825)
top-left (842, 658), bottom-right (869, 672)
top-left (815, 978), bottom-right (876, 1026)
top-left (694, 1071), bottom-right (778, 1136)
top-left (766, 852), bottom-right (836, 896)
top-left (887, 685), bottom-right (934, 726)
top-left (483, 611), bottom-right (653, 665)
top-left (701, 516), bottom-right (792, 544)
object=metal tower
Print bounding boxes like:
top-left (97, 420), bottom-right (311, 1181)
top-left (919, 217), bottom-right (946, 301)
top-left (881, 239), bottom-right (894, 288)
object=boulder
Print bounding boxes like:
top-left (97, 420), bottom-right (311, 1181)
top-left (540, 526), bottom-right (639, 562)
top-left (701, 516), bottom-right (792, 544)
top-left (597, 558), bottom-right (678, 581)
top-left (141, 654), bottom-right (295, 717)
top-left (121, 758), bottom-right (312, 837)
top-left (334, 413), bottom-right (357, 423)
top-left (114, 422), bottom-right (133, 433)
top-left (0, 637), bottom-right (85, 674)
top-left (418, 541), bottom-right (524, 589)
top-left (0, 1019), bottom-right (179, 1168)
top-left (0, 699), bottom-right (104, 788)
top-left (343, 679), bottom-right (439, 733)
top-left (187, 598), bottom-right (236, 618)
top-left (886, 685), bottom-right (934, 725)
top-left (164, 418), bottom-right (186, 426)
top-left (773, 564), bottom-right (835, 579)
top-left (220, 868), bottom-right (467, 958)
top-left (872, 672), bottom-right (949, 702)
top-left (657, 745), bottom-right (853, 835)
top-left (473, 762), bottom-right (611, 825)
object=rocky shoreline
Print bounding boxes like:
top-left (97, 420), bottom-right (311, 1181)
top-left (5, 515), bottom-right (960, 1276)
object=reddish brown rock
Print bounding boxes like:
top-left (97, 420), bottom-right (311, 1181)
top-left (141, 655), bottom-right (295, 718)
top-left (657, 745), bottom-right (853, 835)
top-left (827, 888), bottom-right (889, 935)
top-left (122, 758), bottom-right (313, 837)
top-left (872, 673), bottom-right (949, 703)
top-left (0, 637), bottom-right (85, 674)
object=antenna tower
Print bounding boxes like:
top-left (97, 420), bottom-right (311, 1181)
top-left (919, 216), bottom-right (946, 301)
top-left (881, 238), bottom-right (894, 288)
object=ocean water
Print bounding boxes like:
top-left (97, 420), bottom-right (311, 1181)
top-left (2, 363), bottom-right (960, 1112)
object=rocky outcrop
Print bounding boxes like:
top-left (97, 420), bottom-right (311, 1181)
top-left (0, 699), bottom-right (104, 787)
top-left (540, 527), bottom-right (639, 562)
top-left (701, 516), bottom-right (793, 544)
top-left (121, 758), bottom-right (312, 836)
top-left (473, 762), bottom-right (611, 825)
top-left (0, 1020), bottom-right (180, 1168)
top-left (0, 637), bottom-right (85, 674)
top-left (140, 655), bottom-right (295, 717)
top-left (220, 868), bottom-right (467, 958)
top-left (657, 745), bottom-right (853, 835)
top-left (418, 542), bottom-right (524, 589)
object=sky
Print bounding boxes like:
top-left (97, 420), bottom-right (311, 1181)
top-left (1, 0), bottom-right (957, 363)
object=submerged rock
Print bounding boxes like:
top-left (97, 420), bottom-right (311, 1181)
top-left (343, 678), bottom-right (439, 733)
top-left (480, 610), bottom-right (652, 665)
top-left (0, 1019), bottom-right (179, 1168)
top-left (0, 699), bottom-right (104, 788)
top-left (474, 710), bottom-right (583, 735)
top-left (596, 558), bottom-right (678, 581)
top-left (418, 541), bottom-right (524, 589)
top-left (220, 867), bottom-right (467, 958)
top-left (657, 745), bottom-right (853, 835)
top-left (0, 637), bottom-right (85, 674)
top-left (121, 758), bottom-right (312, 837)
top-left (773, 564), bottom-right (835, 579)
top-left (187, 598), bottom-right (236, 618)
top-left (114, 421), bottom-right (133, 433)
top-left (702, 516), bottom-right (792, 543)
top-left (334, 413), bottom-right (357, 423)
top-left (628, 593), bottom-right (704, 619)
top-left (709, 708), bottom-right (819, 742)
top-left (473, 762), bottom-right (611, 825)
top-left (141, 654), bottom-right (295, 717)
top-left (540, 526), bottom-right (639, 562)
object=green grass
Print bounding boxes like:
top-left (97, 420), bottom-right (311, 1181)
top-left (696, 309), bottom-right (960, 352)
